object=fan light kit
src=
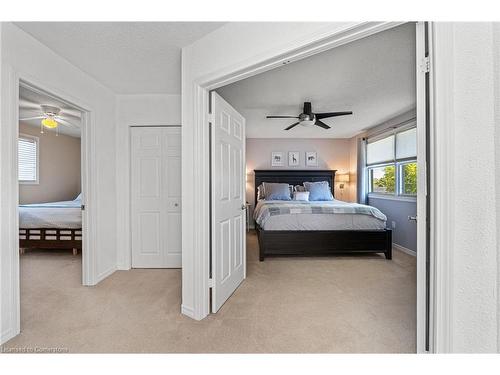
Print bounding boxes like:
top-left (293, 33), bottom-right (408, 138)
top-left (41, 117), bottom-right (58, 129)
top-left (20, 104), bottom-right (79, 136)
top-left (266, 101), bottom-right (353, 131)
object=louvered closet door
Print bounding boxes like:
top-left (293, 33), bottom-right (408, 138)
top-left (131, 127), bottom-right (181, 268)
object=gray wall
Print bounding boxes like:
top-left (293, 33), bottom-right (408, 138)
top-left (368, 197), bottom-right (417, 252)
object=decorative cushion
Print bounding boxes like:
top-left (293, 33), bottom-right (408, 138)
top-left (257, 185), bottom-right (264, 200)
top-left (293, 191), bottom-right (310, 201)
top-left (303, 181), bottom-right (333, 201)
top-left (262, 182), bottom-right (291, 200)
top-left (294, 185), bottom-right (306, 192)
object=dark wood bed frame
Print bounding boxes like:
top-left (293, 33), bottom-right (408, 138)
top-left (254, 169), bottom-right (392, 261)
top-left (19, 228), bottom-right (82, 256)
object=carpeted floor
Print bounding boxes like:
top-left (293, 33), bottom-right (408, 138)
top-left (3, 231), bottom-right (416, 353)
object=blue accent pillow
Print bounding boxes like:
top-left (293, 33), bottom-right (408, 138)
top-left (303, 181), bottom-right (333, 201)
top-left (263, 182), bottom-right (291, 200)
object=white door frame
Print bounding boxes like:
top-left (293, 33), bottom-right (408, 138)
top-left (1, 69), bottom-right (97, 342)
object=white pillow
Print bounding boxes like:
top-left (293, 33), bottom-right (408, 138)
top-left (293, 191), bottom-right (310, 201)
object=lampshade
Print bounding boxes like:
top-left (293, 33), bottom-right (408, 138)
top-left (41, 117), bottom-right (58, 129)
top-left (337, 174), bottom-right (350, 183)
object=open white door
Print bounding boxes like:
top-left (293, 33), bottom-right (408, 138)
top-left (210, 92), bottom-right (246, 313)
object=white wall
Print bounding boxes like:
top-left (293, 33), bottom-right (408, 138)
top-left (0, 22), bottom-right (117, 343)
top-left (115, 94), bottom-right (181, 269)
top-left (494, 21), bottom-right (500, 356)
top-left (440, 23), bottom-right (499, 352)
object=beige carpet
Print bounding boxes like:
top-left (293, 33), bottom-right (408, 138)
top-left (3, 231), bottom-right (416, 353)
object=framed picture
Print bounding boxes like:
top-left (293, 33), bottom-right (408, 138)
top-left (288, 151), bottom-right (300, 167)
top-left (271, 152), bottom-right (284, 167)
top-left (305, 151), bottom-right (318, 167)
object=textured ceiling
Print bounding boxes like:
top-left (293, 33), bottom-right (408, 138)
top-left (216, 23), bottom-right (416, 139)
top-left (19, 85), bottom-right (82, 138)
top-left (15, 22), bottom-right (225, 94)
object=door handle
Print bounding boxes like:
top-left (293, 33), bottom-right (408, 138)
top-left (241, 204), bottom-right (247, 211)
top-left (408, 215), bottom-right (417, 222)
top-left (81, 205), bottom-right (85, 211)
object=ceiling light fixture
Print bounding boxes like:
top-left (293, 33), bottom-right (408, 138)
top-left (41, 117), bottom-right (58, 129)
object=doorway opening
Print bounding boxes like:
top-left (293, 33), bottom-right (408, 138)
top-left (206, 22), bottom-right (430, 352)
top-left (16, 80), bottom-right (92, 332)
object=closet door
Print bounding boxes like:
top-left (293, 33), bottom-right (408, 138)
top-left (131, 127), bottom-right (181, 268)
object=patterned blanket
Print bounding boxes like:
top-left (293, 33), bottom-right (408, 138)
top-left (253, 199), bottom-right (387, 227)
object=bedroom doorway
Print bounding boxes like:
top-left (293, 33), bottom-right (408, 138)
top-left (205, 22), bottom-right (431, 352)
top-left (16, 81), bottom-right (90, 294)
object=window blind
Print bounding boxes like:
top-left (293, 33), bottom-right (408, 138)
top-left (395, 127), bottom-right (417, 159)
top-left (18, 136), bottom-right (38, 182)
top-left (366, 134), bottom-right (395, 165)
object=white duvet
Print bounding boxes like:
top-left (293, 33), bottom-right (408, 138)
top-left (19, 199), bottom-right (82, 229)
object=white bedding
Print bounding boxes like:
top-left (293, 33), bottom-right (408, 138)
top-left (254, 199), bottom-right (386, 231)
top-left (19, 199), bottom-right (82, 229)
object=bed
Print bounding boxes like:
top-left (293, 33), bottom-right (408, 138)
top-left (19, 195), bottom-right (82, 255)
top-left (253, 170), bottom-right (392, 261)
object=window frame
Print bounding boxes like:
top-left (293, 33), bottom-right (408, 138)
top-left (18, 133), bottom-right (40, 185)
top-left (398, 160), bottom-right (418, 197)
top-left (366, 125), bottom-right (417, 201)
top-left (368, 162), bottom-right (396, 195)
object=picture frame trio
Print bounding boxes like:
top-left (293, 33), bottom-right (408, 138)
top-left (271, 151), bottom-right (318, 167)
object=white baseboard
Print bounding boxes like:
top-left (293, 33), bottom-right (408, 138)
top-left (181, 304), bottom-right (195, 319)
top-left (393, 243), bottom-right (416, 257)
top-left (1, 327), bottom-right (17, 346)
top-left (95, 266), bottom-right (117, 284)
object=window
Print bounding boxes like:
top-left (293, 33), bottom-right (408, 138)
top-left (366, 126), bottom-right (417, 198)
top-left (400, 161), bottom-right (417, 195)
top-left (370, 165), bottom-right (395, 194)
top-left (18, 134), bottom-right (39, 184)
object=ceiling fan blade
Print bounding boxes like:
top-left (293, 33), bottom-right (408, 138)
top-left (56, 118), bottom-right (79, 128)
top-left (60, 108), bottom-right (82, 117)
top-left (267, 115), bottom-right (299, 119)
top-left (315, 111), bottom-right (353, 120)
top-left (20, 116), bottom-right (44, 121)
top-left (59, 111), bottom-right (81, 121)
top-left (19, 99), bottom-right (41, 110)
top-left (285, 122), bottom-right (300, 130)
top-left (315, 120), bottom-right (331, 129)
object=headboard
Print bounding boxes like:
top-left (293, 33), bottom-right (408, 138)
top-left (254, 169), bottom-right (337, 203)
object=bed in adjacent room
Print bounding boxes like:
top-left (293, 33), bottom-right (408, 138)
top-left (19, 194), bottom-right (82, 255)
top-left (253, 170), bottom-right (392, 261)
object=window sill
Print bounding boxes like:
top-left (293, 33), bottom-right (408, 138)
top-left (368, 193), bottom-right (416, 203)
top-left (19, 181), bottom-right (39, 185)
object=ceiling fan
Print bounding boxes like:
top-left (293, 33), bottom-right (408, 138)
top-left (266, 101), bottom-right (353, 130)
top-left (20, 104), bottom-right (80, 134)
